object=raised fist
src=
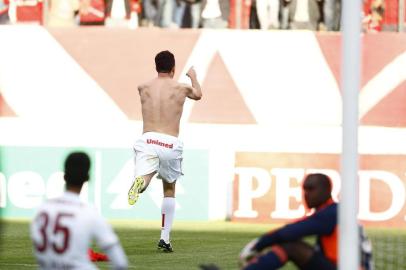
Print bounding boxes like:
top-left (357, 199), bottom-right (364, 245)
top-left (186, 67), bottom-right (197, 78)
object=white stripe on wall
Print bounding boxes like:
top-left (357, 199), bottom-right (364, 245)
top-left (0, 25), bottom-right (127, 121)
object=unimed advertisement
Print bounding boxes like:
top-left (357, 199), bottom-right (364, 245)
top-left (233, 152), bottom-right (406, 227)
top-left (0, 147), bottom-right (209, 220)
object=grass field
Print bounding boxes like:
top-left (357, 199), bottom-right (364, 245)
top-left (0, 220), bottom-right (405, 270)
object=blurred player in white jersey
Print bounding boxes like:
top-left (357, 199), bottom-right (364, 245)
top-left (127, 50), bottom-right (202, 252)
top-left (30, 152), bottom-right (128, 270)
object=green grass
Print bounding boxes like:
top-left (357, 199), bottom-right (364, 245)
top-left (0, 220), bottom-right (405, 269)
top-left (0, 220), bottom-right (290, 270)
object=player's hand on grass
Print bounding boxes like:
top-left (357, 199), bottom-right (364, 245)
top-left (239, 237), bottom-right (259, 268)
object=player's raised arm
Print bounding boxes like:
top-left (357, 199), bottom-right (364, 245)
top-left (185, 67), bottom-right (202, 100)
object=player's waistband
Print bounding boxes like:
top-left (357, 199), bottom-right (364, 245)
top-left (141, 132), bottom-right (183, 147)
top-left (143, 132), bottom-right (179, 140)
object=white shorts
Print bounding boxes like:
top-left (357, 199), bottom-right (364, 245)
top-left (133, 132), bottom-right (184, 183)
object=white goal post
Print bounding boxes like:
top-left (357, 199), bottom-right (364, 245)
top-left (339, 0), bottom-right (362, 269)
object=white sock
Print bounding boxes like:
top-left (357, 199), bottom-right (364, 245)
top-left (160, 197), bottom-right (176, 243)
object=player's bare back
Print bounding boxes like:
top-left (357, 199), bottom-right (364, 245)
top-left (139, 68), bottom-right (202, 137)
top-left (139, 78), bottom-right (188, 137)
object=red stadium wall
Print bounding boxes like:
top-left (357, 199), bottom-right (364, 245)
top-left (15, 28), bottom-right (403, 128)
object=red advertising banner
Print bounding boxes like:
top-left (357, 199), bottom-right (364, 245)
top-left (233, 152), bottom-right (406, 227)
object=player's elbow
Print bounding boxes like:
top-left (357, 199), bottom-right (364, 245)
top-left (195, 93), bottom-right (202, 100)
top-left (188, 92), bottom-right (202, 100)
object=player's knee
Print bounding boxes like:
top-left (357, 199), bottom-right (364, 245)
top-left (163, 188), bottom-right (175, 197)
top-left (163, 181), bottom-right (176, 193)
top-left (280, 242), bottom-right (314, 266)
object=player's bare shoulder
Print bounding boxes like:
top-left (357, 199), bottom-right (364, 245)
top-left (137, 80), bottom-right (158, 101)
top-left (138, 81), bottom-right (152, 93)
top-left (138, 84), bottom-right (146, 92)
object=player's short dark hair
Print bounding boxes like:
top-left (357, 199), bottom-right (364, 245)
top-left (309, 173), bottom-right (332, 192)
top-left (64, 152), bottom-right (90, 187)
top-left (155, 50), bottom-right (175, 73)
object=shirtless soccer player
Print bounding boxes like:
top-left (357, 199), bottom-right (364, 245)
top-left (128, 50), bottom-right (202, 252)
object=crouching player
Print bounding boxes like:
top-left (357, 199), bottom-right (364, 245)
top-left (239, 173), bottom-right (373, 270)
top-left (30, 152), bottom-right (128, 270)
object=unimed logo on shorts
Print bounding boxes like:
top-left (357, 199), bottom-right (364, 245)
top-left (232, 152), bottom-right (406, 227)
top-left (146, 139), bottom-right (173, 149)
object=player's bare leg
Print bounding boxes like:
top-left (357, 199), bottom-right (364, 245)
top-left (158, 180), bottom-right (176, 252)
top-left (128, 171), bottom-right (156, 205)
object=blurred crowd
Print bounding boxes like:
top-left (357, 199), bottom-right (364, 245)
top-left (0, 0), bottom-right (396, 32)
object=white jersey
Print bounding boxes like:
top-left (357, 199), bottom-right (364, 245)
top-left (30, 191), bottom-right (125, 270)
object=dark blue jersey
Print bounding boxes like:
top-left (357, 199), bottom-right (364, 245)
top-left (254, 201), bottom-right (338, 263)
top-left (253, 201), bottom-right (373, 269)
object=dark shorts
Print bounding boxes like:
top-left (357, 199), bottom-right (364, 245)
top-left (301, 251), bottom-right (336, 270)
